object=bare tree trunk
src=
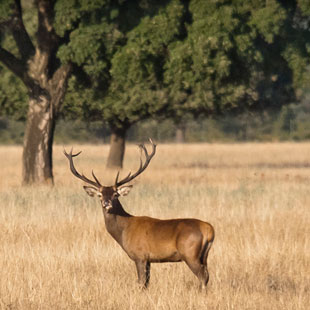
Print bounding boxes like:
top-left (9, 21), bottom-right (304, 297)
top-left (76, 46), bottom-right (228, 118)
top-left (21, 51), bottom-right (71, 185)
top-left (106, 126), bottom-right (127, 169)
top-left (22, 96), bottom-right (55, 185)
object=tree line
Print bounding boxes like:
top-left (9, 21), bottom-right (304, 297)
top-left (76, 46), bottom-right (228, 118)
top-left (1, 0), bottom-right (309, 185)
top-left (2, 98), bottom-right (310, 144)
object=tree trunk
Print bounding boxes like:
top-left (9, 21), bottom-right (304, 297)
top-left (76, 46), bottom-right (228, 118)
top-left (22, 96), bottom-right (55, 185)
top-left (21, 53), bottom-right (71, 185)
top-left (175, 123), bottom-right (186, 143)
top-left (106, 126), bottom-right (127, 169)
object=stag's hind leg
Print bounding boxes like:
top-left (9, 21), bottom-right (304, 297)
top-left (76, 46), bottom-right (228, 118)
top-left (135, 260), bottom-right (151, 289)
top-left (184, 240), bottom-right (212, 289)
top-left (184, 259), bottom-right (209, 289)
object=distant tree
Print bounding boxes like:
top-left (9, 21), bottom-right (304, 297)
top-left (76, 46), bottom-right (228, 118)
top-left (60, 0), bottom-right (183, 168)
top-left (101, 0), bottom-right (183, 167)
top-left (275, 105), bottom-right (297, 139)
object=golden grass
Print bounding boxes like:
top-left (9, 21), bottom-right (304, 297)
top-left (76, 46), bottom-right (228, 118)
top-left (0, 142), bottom-right (309, 309)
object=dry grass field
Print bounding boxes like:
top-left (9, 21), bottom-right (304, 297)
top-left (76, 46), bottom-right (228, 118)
top-left (0, 142), bottom-right (309, 309)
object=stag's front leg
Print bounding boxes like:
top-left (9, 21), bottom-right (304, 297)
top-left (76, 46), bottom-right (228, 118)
top-left (135, 260), bottom-right (151, 289)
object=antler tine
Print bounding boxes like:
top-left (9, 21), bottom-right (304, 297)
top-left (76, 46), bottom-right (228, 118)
top-left (71, 151), bottom-right (82, 157)
top-left (92, 170), bottom-right (102, 187)
top-left (63, 148), bottom-right (101, 188)
top-left (139, 144), bottom-right (149, 158)
top-left (115, 138), bottom-right (156, 187)
top-left (139, 138), bottom-right (156, 158)
top-left (63, 147), bottom-right (81, 158)
top-left (115, 171), bottom-right (120, 187)
top-left (115, 170), bottom-right (132, 187)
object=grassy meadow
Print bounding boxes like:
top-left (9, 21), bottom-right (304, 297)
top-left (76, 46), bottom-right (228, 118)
top-left (0, 142), bottom-right (309, 309)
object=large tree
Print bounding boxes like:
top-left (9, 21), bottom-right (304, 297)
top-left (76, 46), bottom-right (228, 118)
top-left (59, 0), bottom-right (184, 168)
top-left (0, 0), bottom-right (71, 184)
top-left (62, 0), bottom-right (310, 168)
top-left (99, 0), bottom-right (183, 167)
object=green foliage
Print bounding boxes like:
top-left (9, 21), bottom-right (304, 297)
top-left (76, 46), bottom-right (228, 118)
top-left (249, 0), bottom-right (286, 44)
top-left (54, 119), bottom-right (110, 144)
top-left (103, 0), bottom-right (184, 127)
top-left (298, 0), bottom-right (310, 15)
top-left (0, 0), bottom-right (14, 23)
top-left (0, 0), bottom-right (37, 118)
top-left (1, 0), bottom-right (310, 137)
top-left (0, 31), bottom-right (27, 118)
top-left (164, 0), bottom-right (308, 119)
top-left (60, 0), bottom-right (185, 129)
top-left (54, 0), bottom-right (111, 37)
top-left (0, 68), bottom-right (27, 119)
top-left (0, 118), bottom-right (24, 144)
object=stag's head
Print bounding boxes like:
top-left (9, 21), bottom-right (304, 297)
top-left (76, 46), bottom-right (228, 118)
top-left (64, 139), bottom-right (156, 211)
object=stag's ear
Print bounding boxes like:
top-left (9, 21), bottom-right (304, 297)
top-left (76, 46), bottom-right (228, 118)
top-left (117, 185), bottom-right (133, 196)
top-left (83, 186), bottom-right (100, 197)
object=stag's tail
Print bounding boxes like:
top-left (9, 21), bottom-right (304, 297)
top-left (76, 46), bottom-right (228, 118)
top-left (200, 223), bottom-right (214, 265)
top-left (200, 240), bottom-right (213, 265)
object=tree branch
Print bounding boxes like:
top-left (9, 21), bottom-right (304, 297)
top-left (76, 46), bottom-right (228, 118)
top-left (37, 0), bottom-right (59, 53)
top-left (50, 63), bottom-right (72, 113)
top-left (0, 47), bottom-right (38, 93)
top-left (10, 0), bottom-right (35, 61)
top-left (0, 46), bottom-right (25, 80)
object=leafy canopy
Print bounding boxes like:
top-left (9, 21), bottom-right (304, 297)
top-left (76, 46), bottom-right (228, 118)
top-left (1, 0), bottom-right (310, 126)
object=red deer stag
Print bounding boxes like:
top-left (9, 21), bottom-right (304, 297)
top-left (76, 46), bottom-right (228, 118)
top-left (64, 139), bottom-right (214, 289)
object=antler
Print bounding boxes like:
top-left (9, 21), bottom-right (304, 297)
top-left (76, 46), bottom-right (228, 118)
top-left (64, 148), bottom-right (102, 188)
top-left (115, 138), bottom-right (156, 187)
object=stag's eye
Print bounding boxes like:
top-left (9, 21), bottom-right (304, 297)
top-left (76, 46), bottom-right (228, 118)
top-left (97, 193), bottom-right (103, 198)
top-left (112, 192), bottom-right (119, 198)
